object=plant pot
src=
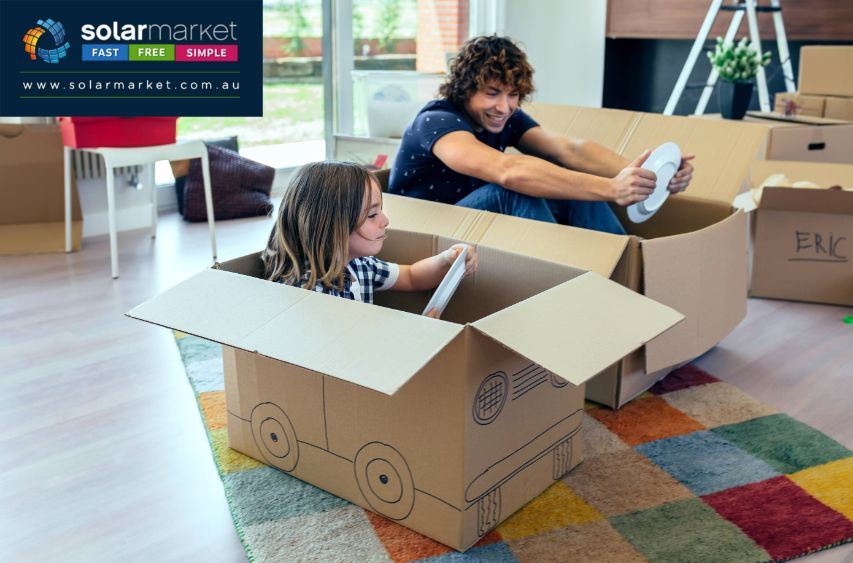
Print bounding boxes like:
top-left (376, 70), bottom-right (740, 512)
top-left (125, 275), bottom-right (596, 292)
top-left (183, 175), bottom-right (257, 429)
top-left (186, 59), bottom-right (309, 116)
top-left (718, 80), bottom-right (754, 120)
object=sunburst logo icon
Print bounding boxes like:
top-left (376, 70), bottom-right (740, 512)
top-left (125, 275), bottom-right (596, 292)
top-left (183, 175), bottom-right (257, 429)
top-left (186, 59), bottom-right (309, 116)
top-left (22, 18), bottom-right (71, 63)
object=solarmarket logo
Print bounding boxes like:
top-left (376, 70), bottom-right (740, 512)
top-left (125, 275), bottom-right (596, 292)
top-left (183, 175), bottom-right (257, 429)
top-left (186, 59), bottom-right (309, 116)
top-left (22, 18), bottom-right (71, 63)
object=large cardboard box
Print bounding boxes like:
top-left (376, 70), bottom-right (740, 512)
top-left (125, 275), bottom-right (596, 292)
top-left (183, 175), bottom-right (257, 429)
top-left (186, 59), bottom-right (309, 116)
top-left (799, 46), bottom-right (853, 98)
top-left (0, 124), bottom-right (82, 254)
top-left (128, 231), bottom-right (682, 551)
top-left (736, 160), bottom-right (853, 306)
top-left (746, 112), bottom-right (853, 164)
top-left (824, 96), bottom-right (853, 121)
top-left (695, 112), bottom-right (853, 164)
top-left (384, 104), bottom-right (765, 407)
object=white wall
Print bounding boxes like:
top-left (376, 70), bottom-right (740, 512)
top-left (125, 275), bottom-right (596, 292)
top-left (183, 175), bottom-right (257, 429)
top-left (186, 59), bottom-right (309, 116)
top-left (500, 0), bottom-right (607, 108)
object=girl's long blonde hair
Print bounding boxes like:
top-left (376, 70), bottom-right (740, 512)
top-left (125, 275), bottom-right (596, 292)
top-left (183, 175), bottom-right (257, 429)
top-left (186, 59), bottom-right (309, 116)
top-left (262, 161), bottom-right (378, 291)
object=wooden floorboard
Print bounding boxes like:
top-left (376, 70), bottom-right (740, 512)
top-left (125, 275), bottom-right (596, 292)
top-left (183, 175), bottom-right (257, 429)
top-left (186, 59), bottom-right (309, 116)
top-left (1, 211), bottom-right (851, 562)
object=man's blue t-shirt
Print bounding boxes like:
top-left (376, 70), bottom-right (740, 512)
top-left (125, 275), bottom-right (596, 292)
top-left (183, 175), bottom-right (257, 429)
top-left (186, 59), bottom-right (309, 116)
top-left (387, 99), bottom-right (539, 204)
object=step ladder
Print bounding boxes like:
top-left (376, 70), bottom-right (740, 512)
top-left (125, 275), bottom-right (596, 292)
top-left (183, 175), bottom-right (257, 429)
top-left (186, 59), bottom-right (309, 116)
top-left (663, 0), bottom-right (796, 116)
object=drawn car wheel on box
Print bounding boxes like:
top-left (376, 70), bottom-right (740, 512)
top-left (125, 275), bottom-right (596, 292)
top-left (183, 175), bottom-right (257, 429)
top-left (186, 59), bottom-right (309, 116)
top-left (251, 402), bottom-right (299, 472)
top-left (354, 442), bottom-right (415, 521)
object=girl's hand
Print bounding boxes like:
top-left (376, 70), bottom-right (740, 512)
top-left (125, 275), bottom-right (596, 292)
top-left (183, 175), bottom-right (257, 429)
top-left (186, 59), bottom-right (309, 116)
top-left (443, 244), bottom-right (478, 277)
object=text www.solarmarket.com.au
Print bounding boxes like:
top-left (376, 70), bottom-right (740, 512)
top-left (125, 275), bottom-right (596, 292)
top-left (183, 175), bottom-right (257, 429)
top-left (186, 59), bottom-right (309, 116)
top-left (20, 78), bottom-right (240, 97)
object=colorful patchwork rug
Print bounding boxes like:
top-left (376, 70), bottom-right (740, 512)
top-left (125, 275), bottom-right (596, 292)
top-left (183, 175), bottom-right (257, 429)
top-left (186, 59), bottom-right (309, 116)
top-left (175, 332), bottom-right (853, 562)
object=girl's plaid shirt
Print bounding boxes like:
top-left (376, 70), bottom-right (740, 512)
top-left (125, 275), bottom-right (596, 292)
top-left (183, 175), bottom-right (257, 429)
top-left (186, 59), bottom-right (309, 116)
top-left (281, 256), bottom-right (399, 304)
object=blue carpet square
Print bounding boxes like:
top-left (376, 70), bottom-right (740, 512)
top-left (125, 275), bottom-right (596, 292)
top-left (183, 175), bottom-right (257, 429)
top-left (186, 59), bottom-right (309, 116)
top-left (419, 542), bottom-right (517, 562)
top-left (636, 431), bottom-right (780, 495)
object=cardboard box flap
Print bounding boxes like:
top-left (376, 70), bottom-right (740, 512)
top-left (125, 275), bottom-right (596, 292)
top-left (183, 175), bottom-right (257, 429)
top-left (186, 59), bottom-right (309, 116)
top-left (641, 211), bottom-right (748, 373)
top-left (749, 160), bottom-right (853, 190)
top-left (127, 269), bottom-right (464, 395)
top-left (383, 194), bottom-right (628, 277)
top-left (759, 187), bottom-right (853, 215)
top-left (622, 113), bottom-right (768, 205)
top-left (525, 103), bottom-right (640, 150)
top-left (747, 111), bottom-right (850, 126)
top-left (471, 272), bottom-right (684, 387)
top-left (480, 214), bottom-right (628, 278)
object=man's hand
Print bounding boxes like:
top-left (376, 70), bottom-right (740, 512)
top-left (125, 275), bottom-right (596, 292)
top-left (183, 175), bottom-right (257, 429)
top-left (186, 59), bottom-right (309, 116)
top-left (668, 154), bottom-right (695, 194)
top-left (609, 149), bottom-right (656, 206)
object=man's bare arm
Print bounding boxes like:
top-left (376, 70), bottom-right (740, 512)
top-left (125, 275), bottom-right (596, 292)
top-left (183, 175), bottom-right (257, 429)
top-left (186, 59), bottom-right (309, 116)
top-left (432, 130), bottom-right (655, 206)
top-left (516, 126), bottom-right (628, 177)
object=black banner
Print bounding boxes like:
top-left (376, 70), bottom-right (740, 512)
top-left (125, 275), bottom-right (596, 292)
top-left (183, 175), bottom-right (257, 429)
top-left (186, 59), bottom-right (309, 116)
top-left (0, 0), bottom-right (262, 116)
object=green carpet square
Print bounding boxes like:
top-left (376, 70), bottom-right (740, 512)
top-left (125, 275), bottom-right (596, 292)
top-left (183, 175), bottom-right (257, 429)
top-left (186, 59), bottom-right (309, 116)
top-left (712, 414), bottom-right (852, 474)
top-left (609, 498), bottom-right (769, 563)
top-left (224, 466), bottom-right (350, 526)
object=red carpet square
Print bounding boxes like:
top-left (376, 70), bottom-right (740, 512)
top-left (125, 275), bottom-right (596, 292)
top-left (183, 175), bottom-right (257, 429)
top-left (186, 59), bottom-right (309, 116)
top-left (649, 364), bottom-right (719, 395)
top-left (703, 475), bottom-right (853, 561)
top-left (588, 395), bottom-right (705, 446)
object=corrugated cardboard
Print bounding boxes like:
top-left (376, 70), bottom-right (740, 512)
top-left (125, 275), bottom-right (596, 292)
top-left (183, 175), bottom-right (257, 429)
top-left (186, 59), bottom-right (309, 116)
top-left (799, 46), bottom-right (853, 98)
top-left (0, 124), bottom-right (82, 254)
top-left (824, 97), bottom-right (853, 121)
top-left (774, 92), bottom-right (826, 118)
top-left (746, 112), bottom-right (853, 164)
top-left (737, 160), bottom-right (853, 306)
top-left (127, 230), bottom-right (682, 551)
top-left (378, 104), bottom-right (760, 407)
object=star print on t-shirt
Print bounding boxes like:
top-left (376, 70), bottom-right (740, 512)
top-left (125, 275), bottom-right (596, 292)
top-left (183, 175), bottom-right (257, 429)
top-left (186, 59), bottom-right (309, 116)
top-left (388, 99), bottom-right (538, 204)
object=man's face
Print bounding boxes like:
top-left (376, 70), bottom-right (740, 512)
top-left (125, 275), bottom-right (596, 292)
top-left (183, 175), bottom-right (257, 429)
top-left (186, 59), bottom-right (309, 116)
top-left (463, 81), bottom-right (520, 134)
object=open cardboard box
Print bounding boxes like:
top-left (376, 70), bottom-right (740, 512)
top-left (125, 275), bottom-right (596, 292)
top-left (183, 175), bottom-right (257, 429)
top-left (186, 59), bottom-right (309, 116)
top-left (0, 123), bottom-right (82, 254)
top-left (735, 160), bottom-right (853, 306)
top-left (736, 112), bottom-right (853, 164)
top-left (382, 104), bottom-right (765, 407)
top-left (127, 229), bottom-right (682, 551)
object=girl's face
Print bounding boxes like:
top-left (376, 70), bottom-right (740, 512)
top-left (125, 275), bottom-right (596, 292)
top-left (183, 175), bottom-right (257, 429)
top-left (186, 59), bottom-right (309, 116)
top-left (348, 180), bottom-right (389, 260)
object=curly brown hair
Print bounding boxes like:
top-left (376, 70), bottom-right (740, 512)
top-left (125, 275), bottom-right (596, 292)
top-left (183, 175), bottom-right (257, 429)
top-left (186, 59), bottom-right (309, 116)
top-left (439, 35), bottom-right (535, 107)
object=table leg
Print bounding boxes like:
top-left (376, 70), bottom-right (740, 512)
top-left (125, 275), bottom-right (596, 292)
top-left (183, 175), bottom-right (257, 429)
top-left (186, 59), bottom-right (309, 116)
top-left (105, 163), bottom-right (119, 279)
top-left (146, 162), bottom-right (157, 238)
top-left (200, 151), bottom-right (217, 261)
top-left (64, 146), bottom-right (72, 252)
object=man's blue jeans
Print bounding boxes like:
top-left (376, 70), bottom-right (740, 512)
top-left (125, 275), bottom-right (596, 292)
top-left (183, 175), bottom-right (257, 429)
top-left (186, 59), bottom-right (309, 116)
top-left (456, 183), bottom-right (626, 235)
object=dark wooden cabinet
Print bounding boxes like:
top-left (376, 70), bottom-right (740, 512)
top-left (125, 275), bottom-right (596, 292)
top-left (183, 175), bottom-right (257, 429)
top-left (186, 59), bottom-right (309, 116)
top-left (606, 0), bottom-right (853, 41)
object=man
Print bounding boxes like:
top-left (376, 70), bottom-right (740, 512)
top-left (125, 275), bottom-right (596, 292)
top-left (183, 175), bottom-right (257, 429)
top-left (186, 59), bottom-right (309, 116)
top-left (388, 35), bottom-right (694, 234)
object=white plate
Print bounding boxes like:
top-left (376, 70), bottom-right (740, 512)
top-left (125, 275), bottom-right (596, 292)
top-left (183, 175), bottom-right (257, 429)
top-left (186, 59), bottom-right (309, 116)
top-left (626, 142), bottom-right (682, 224)
top-left (423, 247), bottom-right (467, 317)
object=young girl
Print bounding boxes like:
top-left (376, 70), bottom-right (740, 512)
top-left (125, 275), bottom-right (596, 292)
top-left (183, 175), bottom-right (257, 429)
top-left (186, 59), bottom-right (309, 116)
top-left (261, 161), bottom-right (477, 314)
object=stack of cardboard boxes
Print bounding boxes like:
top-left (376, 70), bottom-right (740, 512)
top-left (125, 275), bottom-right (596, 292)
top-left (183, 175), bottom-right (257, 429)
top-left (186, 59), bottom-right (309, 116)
top-left (729, 47), bottom-right (853, 306)
top-left (775, 46), bottom-right (853, 121)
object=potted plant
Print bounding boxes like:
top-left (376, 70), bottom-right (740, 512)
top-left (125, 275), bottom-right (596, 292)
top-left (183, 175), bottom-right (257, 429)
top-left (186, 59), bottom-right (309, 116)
top-left (707, 37), bottom-right (771, 119)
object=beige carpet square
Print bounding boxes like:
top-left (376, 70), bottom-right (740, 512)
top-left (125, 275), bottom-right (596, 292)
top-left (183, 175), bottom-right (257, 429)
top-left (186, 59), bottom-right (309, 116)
top-left (563, 449), bottom-right (692, 517)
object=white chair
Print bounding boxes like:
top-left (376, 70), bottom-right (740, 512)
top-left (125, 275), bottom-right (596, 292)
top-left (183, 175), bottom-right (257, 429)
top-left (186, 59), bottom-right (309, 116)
top-left (64, 140), bottom-right (217, 278)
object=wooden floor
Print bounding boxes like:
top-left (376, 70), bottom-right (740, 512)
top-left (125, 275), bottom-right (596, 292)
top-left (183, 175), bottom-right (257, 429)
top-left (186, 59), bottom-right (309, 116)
top-left (1, 211), bottom-right (851, 562)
